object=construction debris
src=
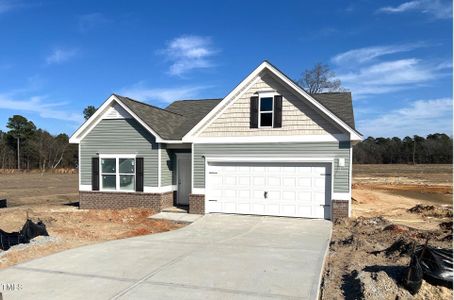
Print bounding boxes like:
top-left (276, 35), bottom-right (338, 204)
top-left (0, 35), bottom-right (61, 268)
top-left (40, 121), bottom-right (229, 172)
top-left (0, 219), bottom-right (49, 251)
top-left (320, 216), bottom-right (453, 299)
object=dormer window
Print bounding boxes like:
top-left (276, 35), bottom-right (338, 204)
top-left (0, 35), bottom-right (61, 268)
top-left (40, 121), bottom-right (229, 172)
top-left (259, 97), bottom-right (274, 127)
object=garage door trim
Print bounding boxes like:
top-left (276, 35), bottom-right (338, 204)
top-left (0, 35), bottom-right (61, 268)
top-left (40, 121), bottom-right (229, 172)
top-left (204, 156), bottom-right (334, 219)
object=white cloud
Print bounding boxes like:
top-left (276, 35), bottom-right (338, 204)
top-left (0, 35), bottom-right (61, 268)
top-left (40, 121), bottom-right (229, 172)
top-left (332, 43), bottom-right (426, 65)
top-left (332, 43), bottom-right (451, 98)
top-left (0, 0), bottom-right (14, 14)
top-left (338, 58), bottom-right (451, 97)
top-left (0, 94), bottom-right (83, 123)
top-left (358, 98), bottom-right (453, 137)
top-left (378, 0), bottom-right (452, 19)
top-left (119, 83), bottom-right (211, 103)
top-left (46, 48), bottom-right (78, 65)
top-left (160, 35), bottom-right (217, 76)
top-left (78, 13), bottom-right (110, 32)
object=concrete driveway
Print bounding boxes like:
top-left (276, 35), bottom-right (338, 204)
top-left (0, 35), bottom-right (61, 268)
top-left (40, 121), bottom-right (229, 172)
top-left (0, 214), bottom-right (331, 300)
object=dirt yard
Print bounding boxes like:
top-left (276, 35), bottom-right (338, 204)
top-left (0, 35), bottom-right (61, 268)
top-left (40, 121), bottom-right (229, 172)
top-left (0, 172), bottom-right (185, 269)
top-left (321, 164), bottom-right (453, 299)
top-left (1, 166), bottom-right (452, 298)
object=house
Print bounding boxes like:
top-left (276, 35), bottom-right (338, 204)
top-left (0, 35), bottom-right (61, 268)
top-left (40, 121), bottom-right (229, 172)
top-left (69, 61), bottom-right (363, 220)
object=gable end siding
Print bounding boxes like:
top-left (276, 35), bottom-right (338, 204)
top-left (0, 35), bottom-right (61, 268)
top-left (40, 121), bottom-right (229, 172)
top-left (80, 119), bottom-right (158, 187)
top-left (198, 73), bottom-right (344, 137)
top-left (193, 142), bottom-right (350, 193)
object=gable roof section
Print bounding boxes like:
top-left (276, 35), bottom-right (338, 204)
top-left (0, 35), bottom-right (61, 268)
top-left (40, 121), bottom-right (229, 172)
top-left (115, 95), bottom-right (185, 140)
top-left (311, 93), bottom-right (355, 129)
top-left (69, 94), bottom-right (221, 143)
top-left (165, 99), bottom-right (222, 139)
top-left (70, 61), bottom-right (361, 144)
top-left (183, 61), bottom-right (363, 141)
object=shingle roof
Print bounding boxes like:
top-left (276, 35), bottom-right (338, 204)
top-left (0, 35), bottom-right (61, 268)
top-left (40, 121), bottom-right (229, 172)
top-left (165, 99), bottom-right (222, 138)
top-left (114, 94), bottom-right (221, 140)
top-left (310, 92), bottom-right (355, 129)
top-left (114, 91), bottom-right (355, 140)
top-left (114, 94), bottom-right (186, 140)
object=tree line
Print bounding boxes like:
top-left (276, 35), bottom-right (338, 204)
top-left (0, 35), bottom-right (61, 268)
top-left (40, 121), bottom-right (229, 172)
top-left (353, 134), bottom-right (453, 164)
top-left (0, 115), bottom-right (78, 170)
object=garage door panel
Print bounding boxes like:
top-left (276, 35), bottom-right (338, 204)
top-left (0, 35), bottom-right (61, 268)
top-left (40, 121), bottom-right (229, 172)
top-left (253, 176), bottom-right (266, 185)
top-left (283, 177), bottom-right (297, 187)
top-left (238, 190), bottom-right (250, 199)
top-left (267, 176), bottom-right (281, 186)
top-left (313, 192), bottom-right (326, 203)
top-left (298, 178), bottom-right (312, 188)
top-left (298, 206), bottom-right (313, 217)
top-left (297, 191), bottom-right (312, 200)
top-left (281, 205), bottom-right (297, 216)
top-left (222, 176), bottom-right (236, 185)
top-left (265, 204), bottom-right (280, 215)
top-left (237, 203), bottom-right (250, 214)
top-left (267, 190), bottom-right (280, 200)
top-left (238, 176), bottom-right (250, 185)
top-left (314, 178), bottom-right (326, 188)
top-left (282, 191), bottom-right (296, 201)
top-left (206, 162), bottom-right (332, 219)
top-left (211, 175), bottom-right (222, 185)
top-left (222, 189), bottom-right (236, 198)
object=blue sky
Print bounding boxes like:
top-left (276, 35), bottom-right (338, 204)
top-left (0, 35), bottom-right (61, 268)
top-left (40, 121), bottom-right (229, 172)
top-left (0, 0), bottom-right (452, 138)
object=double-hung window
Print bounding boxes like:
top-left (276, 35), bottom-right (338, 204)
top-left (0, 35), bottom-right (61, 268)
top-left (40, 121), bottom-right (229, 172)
top-left (259, 96), bottom-right (274, 127)
top-left (100, 156), bottom-right (135, 191)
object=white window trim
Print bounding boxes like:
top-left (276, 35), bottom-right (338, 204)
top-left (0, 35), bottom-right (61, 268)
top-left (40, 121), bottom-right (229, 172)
top-left (99, 154), bottom-right (137, 192)
top-left (258, 94), bottom-right (274, 128)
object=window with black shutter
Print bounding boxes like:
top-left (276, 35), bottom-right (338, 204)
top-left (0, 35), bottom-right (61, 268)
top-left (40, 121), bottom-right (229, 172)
top-left (250, 96), bottom-right (259, 128)
top-left (92, 157), bottom-right (99, 191)
top-left (136, 157), bottom-right (144, 192)
top-left (273, 95), bottom-right (282, 128)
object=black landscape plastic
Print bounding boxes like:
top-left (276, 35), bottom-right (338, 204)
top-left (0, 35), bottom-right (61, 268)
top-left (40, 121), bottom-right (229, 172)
top-left (415, 245), bottom-right (453, 285)
top-left (0, 219), bottom-right (49, 251)
top-left (403, 253), bottom-right (424, 295)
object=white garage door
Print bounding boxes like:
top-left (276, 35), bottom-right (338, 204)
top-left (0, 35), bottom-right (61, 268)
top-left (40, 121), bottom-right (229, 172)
top-left (206, 162), bottom-right (331, 219)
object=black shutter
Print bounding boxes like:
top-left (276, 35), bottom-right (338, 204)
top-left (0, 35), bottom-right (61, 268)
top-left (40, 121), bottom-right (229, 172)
top-left (250, 96), bottom-right (259, 128)
top-left (92, 157), bottom-right (99, 191)
top-left (273, 95), bottom-right (282, 128)
top-left (136, 157), bottom-right (144, 192)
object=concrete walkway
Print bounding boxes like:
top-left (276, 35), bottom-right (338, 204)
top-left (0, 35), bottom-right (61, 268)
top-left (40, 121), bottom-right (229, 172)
top-left (149, 212), bottom-right (202, 223)
top-left (0, 214), bottom-right (332, 300)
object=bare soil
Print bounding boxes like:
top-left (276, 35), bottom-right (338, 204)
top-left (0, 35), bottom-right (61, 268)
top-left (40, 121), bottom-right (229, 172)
top-left (321, 164), bottom-right (453, 299)
top-left (0, 172), bottom-right (185, 269)
top-left (0, 171), bottom-right (79, 207)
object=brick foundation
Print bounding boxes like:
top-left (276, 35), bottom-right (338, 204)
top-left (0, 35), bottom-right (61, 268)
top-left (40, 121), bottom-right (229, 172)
top-left (332, 200), bottom-right (349, 220)
top-left (79, 191), bottom-right (175, 211)
top-left (189, 194), bottom-right (205, 214)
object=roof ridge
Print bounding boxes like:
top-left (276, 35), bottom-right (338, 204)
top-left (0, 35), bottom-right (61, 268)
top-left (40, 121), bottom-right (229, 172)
top-left (310, 92), bottom-right (351, 95)
top-left (113, 94), bottom-right (184, 117)
top-left (173, 98), bottom-right (223, 102)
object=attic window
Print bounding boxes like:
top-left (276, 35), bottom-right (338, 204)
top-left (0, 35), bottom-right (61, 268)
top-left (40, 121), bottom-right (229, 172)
top-left (259, 97), bottom-right (273, 127)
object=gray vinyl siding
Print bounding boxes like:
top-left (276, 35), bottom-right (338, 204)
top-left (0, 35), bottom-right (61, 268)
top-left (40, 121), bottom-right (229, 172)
top-left (80, 119), bottom-right (158, 187)
top-left (193, 142), bottom-right (351, 193)
top-left (160, 146), bottom-right (192, 186)
top-left (161, 145), bottom-right (173, 186)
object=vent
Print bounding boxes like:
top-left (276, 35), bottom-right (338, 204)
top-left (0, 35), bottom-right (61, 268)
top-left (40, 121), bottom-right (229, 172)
top-left (103, 103), bottom-right (132, 119)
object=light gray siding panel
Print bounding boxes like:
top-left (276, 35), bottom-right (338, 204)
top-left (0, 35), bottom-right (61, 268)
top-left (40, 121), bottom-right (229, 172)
top-left (80, 119), bottom-right (158, 187)
top-left (160, 147), bottom-right (191, 186)
top-left (193, 142), bottom-right (350, 193)
top-left (161, 145), bottom-right (173, 186)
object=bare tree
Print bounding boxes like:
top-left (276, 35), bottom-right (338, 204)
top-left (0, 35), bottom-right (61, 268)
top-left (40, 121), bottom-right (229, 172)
top-left (298, 63), bottom-right (344, 94)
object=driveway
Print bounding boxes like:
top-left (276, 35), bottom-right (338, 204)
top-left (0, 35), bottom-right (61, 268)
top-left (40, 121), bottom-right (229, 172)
top-left (0, 214), bottom-right (331, 300)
